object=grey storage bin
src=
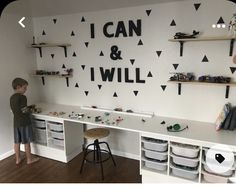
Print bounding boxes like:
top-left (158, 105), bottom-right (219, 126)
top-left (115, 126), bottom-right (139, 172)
top-left (143, 157), bottom-right (167, 171)
top-left (48, 122), bottom-right (63, 132)
top-left (51, 138), bottom-right (64, 147)
top-left (49, 131), bottom-right (64, 140)
top-left (170, 163), bottom-right (199, 180)
top-left (144, 149), bottom-right (168, 161)
top-left (33, 127), bottom-right (47, 144)
top-left (171, 153), bottom-right (199, 168)
top-left (171, 142), bottom-right (199, 158)
top-left (33, 119), bottom-right (46, 128)
top-left (142, 137), bottom-right (168, 152)
top-left (202, 170), bottom-right (229, 183)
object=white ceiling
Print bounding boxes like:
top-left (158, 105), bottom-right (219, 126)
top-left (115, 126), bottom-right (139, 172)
top-left (28, 0), bottom-right (187, 17)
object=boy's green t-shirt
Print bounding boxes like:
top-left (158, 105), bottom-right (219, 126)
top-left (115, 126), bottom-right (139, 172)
top-left (10, 93), bottom-right (31, 128)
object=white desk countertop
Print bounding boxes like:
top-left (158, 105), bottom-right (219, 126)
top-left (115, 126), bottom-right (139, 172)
top-left (33, 103), bottom-right (236, 150)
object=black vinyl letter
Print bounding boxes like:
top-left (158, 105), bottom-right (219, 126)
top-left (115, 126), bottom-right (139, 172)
top-left (117, 68), bottom-right (122, 82)
top-left (129, 19), bottom-right (142, 36)
top-left (90, 23), bottom-right (95, 38)
top-left (91, 67), bottom-right (95, 81)
top-left (136, 68), bottom-right (145, 83)
top-left (115, 21), bottom-right (127, 37)
top-left (125, 68), bottom-right (134, 83)
top-left (100, 67), bottom-right (115, 81)
top-left (103, 22), bottom-right (114, 38)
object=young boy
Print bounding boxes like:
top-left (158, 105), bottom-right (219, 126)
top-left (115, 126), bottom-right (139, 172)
top-left (10, 78), bottom-right (39, 164)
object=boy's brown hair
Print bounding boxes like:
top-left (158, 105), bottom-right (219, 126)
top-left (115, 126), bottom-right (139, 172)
top-left (12, 78), bottom-right (28, 90)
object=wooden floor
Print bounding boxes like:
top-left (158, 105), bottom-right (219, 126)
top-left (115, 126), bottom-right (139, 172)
top-left (0, 152), bottom-right (142, 183)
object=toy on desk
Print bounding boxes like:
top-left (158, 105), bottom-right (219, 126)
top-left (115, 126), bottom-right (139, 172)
top-left (114, 108), bottom-right (123, 112)
top-left (95, 116), bottom-right (102, 122)
top-left (49, 111), bottom-right (66, 116)
top-left (91, 105), bottom-right (97, 109)
top-left (167, 124), bottom-right (188, 132)
top-left (68, 112), bottom-right (85, 119)
top-left (161, 121), bottom-right (166, 125)
top-left (104, 112), bottom-right (110, 116)
top-left (116, 116), bottom-right (123, 123)
top-left (142, 119), bottom-right (146, 122)
top-left (126, 109), bottom-right (133, 113)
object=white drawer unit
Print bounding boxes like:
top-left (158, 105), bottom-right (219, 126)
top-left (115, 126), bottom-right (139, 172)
top-left (33, 119), bottom-right (46, 128)
top-left (170, 162), bottom-right (199, 181)
top-left (171, 153), bottom-right (199, 168)
top-left (47, 122), bottom-right (63, 132)
top-left (170, 142), bottom-right (199, 158)
top-left (202, 170), bottom-right (229, 183)
top-left (33, 127), bottom-right (47, 145)
top-left (142, 137), bottom-right (168, 152)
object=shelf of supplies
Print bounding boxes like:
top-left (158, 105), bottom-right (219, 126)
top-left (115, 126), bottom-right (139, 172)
top-left (31, 43), bottom-right (71, 58)
top-left (32, 74), bottom-right (72, 87)
top-left (168, 36), bottom-right (236, 56)
top-left (168, 80), bottom-right (236, 98)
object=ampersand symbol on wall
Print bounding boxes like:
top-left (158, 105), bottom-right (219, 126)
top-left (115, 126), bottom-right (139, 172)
top-left (110, 45), bottom-right (122, 60)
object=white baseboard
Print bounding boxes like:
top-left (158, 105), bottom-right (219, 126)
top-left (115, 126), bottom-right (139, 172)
top-left (0, 150), bottom-right (14, 161)
top-left (111, 149), bottom-right (140, 160)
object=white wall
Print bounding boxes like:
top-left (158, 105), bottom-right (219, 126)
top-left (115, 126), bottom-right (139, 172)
top-left (0, 1), bottom-right (41, 159)
top-left (32, 0), bottom-right (235, 156)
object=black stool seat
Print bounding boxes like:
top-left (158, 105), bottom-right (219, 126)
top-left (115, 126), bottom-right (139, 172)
top-left (80, 128), bottom-right (116, 180)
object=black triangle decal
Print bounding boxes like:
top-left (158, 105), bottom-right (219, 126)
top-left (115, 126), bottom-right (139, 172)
top-left (98, 85), bottom-right (102, 90)
top-left (62, 64), bottom-right (66, 69)
top-left (75, 83), bottom-right (79, 88)
top-left (81, 16), bottom-right (85, 22)
top-left (85, 42), bottom-right (89, 47)
top-left (42, 30), bottom-right (46, 35)
top-left (130, 59), bottom-right (135, 65)
top-left (71, 31), bottom-right (75, 36)
top-left (156, 51), bottom-right (162, 57)
top-left (72, 52), bottom-right (77, 57)
top-left (113, 92), bottom-right (118, 97)
top-left (51, 54), bottom-right (54, 59)
top-left (99, 51), bottom-right (104, 56)
top-left (170, 19), bottom-right (176, 26)
top-left (146, 9), bottom-right (152, 16)
top-left (53, 19), bottom-right (57, 24)
top-left (173, 64), bottom-right (179, 70)
top-left (202, 55), bottom-right (209, 62)
top-left (161, 85), bottom-right (167, 91)
top-left (147, 71), bottom-right (153, 77)
top-left (85, 91), bottom-right (89, 96)
top-left (81, 65), bottom-right (85, 70)
top-left (133, 91), bottom-right (138, 96)
top-left (194, 3), bottom-right (201, 11)
top-left (230, 67), bottom-right (236, 74)
top-left (138, 39), bottom-right (143, 45)
top-left (217, 17), bottom-right (225, 24)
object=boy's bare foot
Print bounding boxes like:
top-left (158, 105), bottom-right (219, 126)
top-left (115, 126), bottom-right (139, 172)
top-left (16, 159), bottom-right (22, 165)
top-left (27, 157), bottom-right (39, 164)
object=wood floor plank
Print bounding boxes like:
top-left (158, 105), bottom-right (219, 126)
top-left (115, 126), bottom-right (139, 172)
top-left (0, 152), bottom-right (141, 183)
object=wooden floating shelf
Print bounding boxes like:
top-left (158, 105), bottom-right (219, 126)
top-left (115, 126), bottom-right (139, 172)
top-left (168, 36), bottom-right (236, 42)
top-left (31, 43), bottom-right (71, 48)
top-left (31, 43), bottom-right (71, 58)
top-left (168, 80), bottom-right (236, 86)
top-left (32, 74), bottom-right (72, 78)
top-left (32, 74), bottom-right (72, 87)
top-left (168, 36), bottom-right (235, 56)
top-left (168, 80), bottom-right (236, 98)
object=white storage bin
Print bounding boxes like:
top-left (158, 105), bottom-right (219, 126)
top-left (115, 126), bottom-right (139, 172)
top-left (51, 138), bottom-right (64, 147)
top-left (171, 153), bottom-right (199, 168)
top-left (142, 137), bottom-right (168, 152)
top-left (48, 122), bottom-right (63, 132)
top-left (202, 170), bottom-right (229, 183)
top-left (170, 163), bottom-right (199, 180)
top-left (49, 131), bottom-right (64, 140)
top-left (202, 160), bottom-right (233, 177)
top-left (143, 158), bottom-right (167, 171)
top-left (144, 149), bottom-right (168, 161)
top-left (33, 119), bottom-right (46, 128)
top-left (33, 127), bottom-right (47, 144)
top-left (171, 142), bottom-right (199, 158)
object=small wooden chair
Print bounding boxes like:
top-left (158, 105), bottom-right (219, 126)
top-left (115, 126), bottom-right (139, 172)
top-left (80, 128), bottom-right (116, 180)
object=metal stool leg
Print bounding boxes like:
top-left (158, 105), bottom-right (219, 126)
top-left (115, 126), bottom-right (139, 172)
top-left (96, 143), bottom-right (104, 180)
top-left (80, 143), bottom-right (94, 173)
top-left (101, 141), bottom-right (116, 166)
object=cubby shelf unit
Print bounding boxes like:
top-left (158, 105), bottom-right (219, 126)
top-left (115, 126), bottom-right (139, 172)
top-left (168, 36), bottom-right (236, 56)
top-left (168, 80), bottom-right (236, 99)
